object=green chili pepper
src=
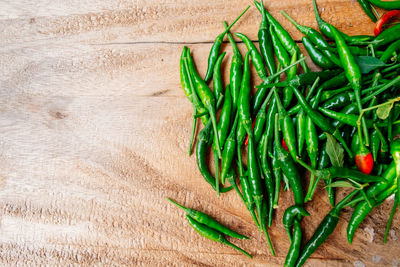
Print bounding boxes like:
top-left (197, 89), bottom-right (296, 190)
top-left (185, 215), bottom-right (252, 258)
top-left (391, 139), bottom-right (400, 202)
top-left (283, 205), bottom-right (310, 240)
top-left (254, 90), bottom-right (275, 144)
top-left (203, 6), bottom-right (250, 82)
top-left (283, 51), bottom-right (298, 108)
top-left (238, 52), bottom-right (254, 139)
top-left (290, 85), bottom-right (353, 157)
top-left (270, 25), bottom-right (290, 69)
top-left (373, 24), bottom-right (400, 49)
top-left (257, 0), bottom-right (276, 75)
top-left (196, 120), bottom-right (232, 193)
top-left (295, 189), bottom-right (360, 267)
top-left (223, 21), bottom-right (243, 110)
top-left (272, 145), bottom-right (282, 208)
top-left (235, 33), bottom-right (268, 81)
top-left (274, 114), bottom-right (304, 206)
top-left (168, 198), bottom-right (248, 239)
top-left (347, 180), bottom-right (397, 244)
top-left (370, 129), bottom-right (380, 162)
top-left (316, 166), bottom-right (382, 183)
top-left (186, 49), bottom-right (222, 158)
top-left (358, 0), bottom-right (377, 22)
top-left (217, 84), bottom-right (232, 148)
top-left (274, 87), bottom-right (298, 161)
top-left (319, 107), bottom-right (377, 128)
top-left (261, 123), bottom-right (275, 227)
top-left (303, 36), bottom-right (335, 69)
top-left (380, 40), bottom-right (400, 63)
top-left (384, 197), bottom-right (398, 244)
top-left (368, 0), bottom-right (400, 10)
top-left (319, 142), bottom-right (335, 206)
top-left (284, 219), bottom-right (302, 267)
top-left (212, 52), bottom-right (226, 105)
top-left (221, 114), bottom-right (239, 185)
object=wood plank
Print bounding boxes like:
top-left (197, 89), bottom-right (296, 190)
top-left (0, 0), bottom-right (399, 266)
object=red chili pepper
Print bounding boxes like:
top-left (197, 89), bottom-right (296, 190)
top-left (244, 118), bottom-right (257, 146)
top-left (355, 150), bottom-right (374, 175)
top-left (282, 138), bottom-right (289, 152)
top-left (374, 10), bottom-right (400, 36)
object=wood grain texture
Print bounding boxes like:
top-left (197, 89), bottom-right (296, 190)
top-left (0, 1), bottom-right (399, 266)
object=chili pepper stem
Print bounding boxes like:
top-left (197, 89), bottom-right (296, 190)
top-left (222, 239), bottom-right (253, 258)
top-left (360, 189), bottom-right (373, 208)
top-left (307, 175), bottom-right (322, 202)
top-left (222, 6), bottom-right (251, 36)
top-left (384, 197), bottom-right (398, 244)
top-left (167, 198), bottom-right (189, 213)
top-left (188, 113), bottom-right (198, 155)
top-left (209, 108), bottom-right (222, 159)
top-left (296, 157), bottom-right (316, 174)
top-left (213, 148), bottom-right (220, 196)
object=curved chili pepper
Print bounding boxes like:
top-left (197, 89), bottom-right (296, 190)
top-left (196, 120), bottom-right (232, 193)
top-left (168, 198), bottom-right (248, 239)
top-left (221, 114), bottom-right (239, 185)
top-left (203, 6), bottom-right (250, 82)
top-left (274, 88), bottom-right (298, 161)
top-left (358, 0), bottom-right (378, 22)
top-left (290, 85), bottom-right (353, 157)
top-left (380, 39), bottom-right (400, 62)
top-left (216, 84), bottom-right (232, 148)
top-left (238, 52), bottom-right (254, 138)
top-left (295, 190), bottom-right (360, 267)
top-left (223, 21), bottom-right (243, 110)
top-left (281, 11), bottom-right (342, 67)
top-left (212, 52), bottom-right (226, 106)
top-left (185, 215), bottom-right (252, 258)
top-left (368, 0), bottom-right (400, 10)
top-left (284, 219), bottom-right (302, 267)
top-left (235, 33), bottom-right (268, 81)
top-left (257, 0), bottom-right (276, 75)
top-left (303, 36), bottom-right (335, 69)
top-left (373, 23), bottom-right (400, 48)
top-left (274, 114), bottom-right (304, 206)
top-left (283, 205), bottom-right (310, 240)
top-left (347, 181), bottom-right (397, 244)
top-left (186, 49), bottom-right (222, 158)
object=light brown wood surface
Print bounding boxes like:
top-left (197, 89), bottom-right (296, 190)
top-left (1, 0), bottom-right (399, 266)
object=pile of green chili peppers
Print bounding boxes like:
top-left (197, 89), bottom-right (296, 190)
top-left (175, 1), bottom-right (400, 265)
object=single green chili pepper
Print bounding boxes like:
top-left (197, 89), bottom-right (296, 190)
top-left (185, 215), bottom-right (252, 258)
top-left (235, 33), bottom-right (268, 81)
top-left (186, 50), bottom-right (222, 158)
top-left (364, 162), bottom-right (396, 201)
top-left (281, 10), bottom-right (342, 67)
top-left (168, 198), bottom-right (248, 239)
top-left (380, 40), bottom-right (400, 63)
top-left (237, 145), bottom-right (260, 229)
top-left (358, 0), bottom-right (378, 22)
top-left (303, 36), bottom-right (335, 69)
top-left (284, 219), bottom-right (302, 267)
top-left (212, 52), bottom-right (226, 105)
top-left (238, 52), bottom-right (254, 138)
top-left (221, 114), bottom-right (239, 185)
top-left (347, 181), bottom-right (397, 244)
top-left (254, 90), bottom-right (275, 144)
top-left (203, 6), bottom-right (250, 82)
top-left (272, 145), bottom-right (282, 208)
top-left (391, 139), bottom-right (400, 201)
top-left (370, 129), bottom-right (380, 162)
top-left (328, 24), bottom-right (369, 147)
top-left (223, 21), bottom-right (243, 110)
top-left (368, 0), bottom-right (400, 10)
top-left (283, 205), bottom-right (310, 240)
top-left (274, 88), bottom-right (298, 161)
top-left (312, 0), bottom-right (374, 45)
top-left (217, 84), bottom-right (232, 148)
top-left (318, 107), bottom-right (377, 128)
top-left (304, 87), bottom-right (324, 202)
top-left (196, 120), bottom-right (232, 193)
top-left (290, 85), bottom-right (353, 157)
top-left (226, 168), bottom-right (245, 203)
top-left (295, 189), bottom-right (360, 267)
top-left (257, 0), bottom-right (276, 75)
top-left (274, 114), bottom-right (304, 206)
top-left (322, 91), bottom-right (355, 110)
top-left (270, 25), bottom-right (290, 69)
top-left (283, 51), bottom-right (298, 108)
top-left (247, 135), bottom-right (265, 228)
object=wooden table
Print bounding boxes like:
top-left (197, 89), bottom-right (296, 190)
top-left (1, 1), bottom-right (399, 266)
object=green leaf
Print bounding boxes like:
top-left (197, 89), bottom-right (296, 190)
top-left (376, 102), bottom-right (394, 120)
top-left (326, 133), bottom-right (344, 167)
top-left (325, 181), bottom-right (356, 189)
top-left (355, 56), bottom-right (390, 74)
